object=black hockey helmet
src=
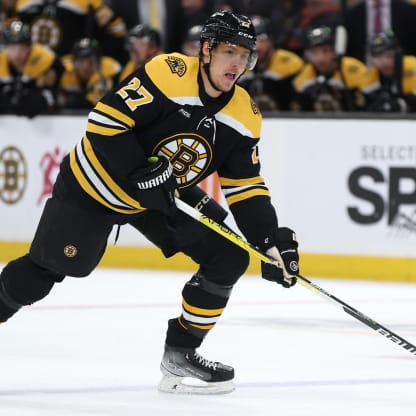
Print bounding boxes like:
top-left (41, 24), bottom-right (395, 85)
top-left (125, 24), bottom-right (161, 50)
top-left (304, 26), bottom-right (335, 49)
top-left (72, 38), bottom-right (101, 60)
top-left (201, 10), bottom-right (256, 52)
top-left (185, 25), bottom-right (203, 43)
top-left (201, 10), bottom-right (257, 69)
top-left (369, 30), bottom-right (398, 56)
top-left (3, 21), bottom-right (31, 45)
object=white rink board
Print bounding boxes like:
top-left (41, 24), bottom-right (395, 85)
top-left (260, 118), bottom-right (416, 256)
top-left (0, 115), bottom-right (415, 257)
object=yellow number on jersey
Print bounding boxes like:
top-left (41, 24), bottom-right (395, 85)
top-left (116, 77), bottom-right (153, 111)
top-left (251, 145), bottom-right (259, 164)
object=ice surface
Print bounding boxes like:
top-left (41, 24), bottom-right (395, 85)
top-left (1, 267), bottom-right (415, 415)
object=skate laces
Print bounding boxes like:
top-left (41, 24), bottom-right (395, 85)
top-left (193, 352), bottom-right (218, 371)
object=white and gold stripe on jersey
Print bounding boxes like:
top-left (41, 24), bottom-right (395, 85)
top-left (86, 102), bottom-right (135, 136)
top-left (220, 176), bottom-right (270, 206)
top-left (69, 136), bottom-right (145, 214)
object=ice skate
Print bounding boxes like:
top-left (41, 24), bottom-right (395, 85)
top-left (158, 345), bottom-right (235, 394)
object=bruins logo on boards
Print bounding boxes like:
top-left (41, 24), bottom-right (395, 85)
top-left (153, 133), bottom-right (212, 188)
top-left (0, 146), bottom-right (27, 204)
top-left (165, 56), bottom-right (187, 77)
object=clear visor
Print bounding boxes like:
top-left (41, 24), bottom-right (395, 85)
top-left (246, 51), bottom-right (258, 70)
top-left (213, 41), bottom-right (258, 70)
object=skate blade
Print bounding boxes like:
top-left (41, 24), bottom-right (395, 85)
top-left (158, 374), bottom-right (235, 395)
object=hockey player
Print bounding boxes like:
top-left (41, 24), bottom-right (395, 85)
top-left (119, 24), bottom-right (162, 82)
top-left (0, 20), bottom-right (65, 117)
top-left (0, 11), bottom-right (300, 394)
top-left (293, 25), bottom-right (368, 112)
top-left (362, 30), bottom-right (416, 112)
top-left (238, 16), bottom-right (304, 111)
top-left (58, 37), bottom-right (121, 109)
top-left (16, 0), bottom-right (127, 63)
top-left (181, 25), bottom-right (203, 57)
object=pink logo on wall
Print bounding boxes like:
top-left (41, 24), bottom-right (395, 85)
top-left (37, 147), bottom-right (66, 205)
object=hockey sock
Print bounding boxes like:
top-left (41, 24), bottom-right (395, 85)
top-left (166, 273), bottom-right (233, 348)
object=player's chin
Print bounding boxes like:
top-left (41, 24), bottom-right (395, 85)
top-left (221, 79), bottom-right (238, 91)
top-left (221, 84), bottom-right (235, 93)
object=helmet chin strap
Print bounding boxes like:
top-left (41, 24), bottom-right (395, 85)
top-left (202, 51), bottom-right (223, 93)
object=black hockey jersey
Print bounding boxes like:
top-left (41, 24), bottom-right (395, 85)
top-left (17, 0), bottom-right (127, 60)
top-left (239, 48), bottom-right (304, 111)
top-left (62, 53), bottom-right (278, 245)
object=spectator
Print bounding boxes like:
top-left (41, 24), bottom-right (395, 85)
top-left (345, 0), bottom-right (416, 64)
top-left (16, 0), bottom-right (127, 63)
top-left (293, 26), bottom-right (368, 112)
top-left (362, 30), bottom-right (416, 112)
top-left (0, 21), bottom-right (64, 118)
top-left (119, 24), bottom-right (162, 82)
top-left (276, 0), bottom-right (307, 48)
top-left (0, 0), bottom-right (18, 47)
top-left (0, 0), bottom-right (18, 23)
top-left (181, 24), bottom-right (203, 56)
top-left (238, 16), bottom-right (304, 111)
top-left (105, 0), bottom-right (183, 53)
top-left (179, 0), bottom-right (214, 45)
top-left (58, 38), bottom-right (121, 109)
top-left (285, 0), bottom-right (341, 56)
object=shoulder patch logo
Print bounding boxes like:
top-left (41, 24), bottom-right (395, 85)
top-left (165, 56), bottom-right (187, 77)
top-left (349, 65), bottom-right (359, 73)
top-left (250, 99), bottom-right (260, 115)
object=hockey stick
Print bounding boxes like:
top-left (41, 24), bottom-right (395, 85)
top-left (175, 197), bottom-right (416, 357)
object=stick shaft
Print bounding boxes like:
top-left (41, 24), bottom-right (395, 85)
top-left (175, 198), bottom-right (416, 357)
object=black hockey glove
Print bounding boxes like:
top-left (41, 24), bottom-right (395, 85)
top-left (260, 227), bottom-right (299, 288)
top-left (367, 91), bottom-right (407, 113)
top-left (14, 89), bottom-right (49, 118)
top-left (131, 155), bottom-right (178, 216)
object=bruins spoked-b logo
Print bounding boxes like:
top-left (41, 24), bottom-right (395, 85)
top-left (165, 56), bottom-right (187, 77)
top-left (0, 146), bottom-right (27, 204)
top-left (64, 245), bottom-right (77, 258)
top-left (31, 15), bottom-right (62, 50)
top-left (153, 133), bottom-right (212, 188)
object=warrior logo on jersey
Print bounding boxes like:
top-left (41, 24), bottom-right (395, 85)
top-left (153, 133), bottom-right (212, 188)
top-left (165, 56), bottom-right (187, 77)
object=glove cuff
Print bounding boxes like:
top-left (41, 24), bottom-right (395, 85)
top-left (277, 227), bottom-right (298, 249)
top-left (258, 227), bottom-right (298, 251)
